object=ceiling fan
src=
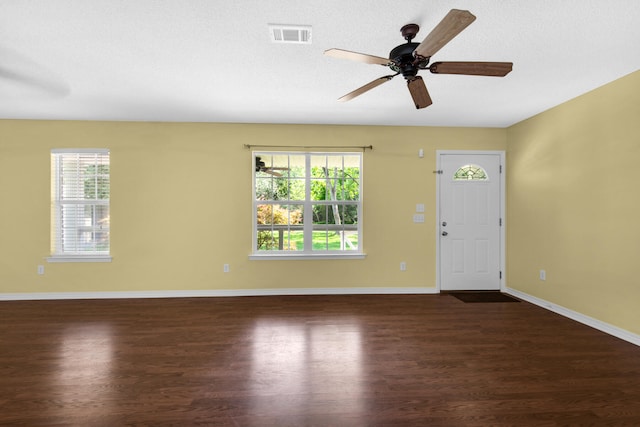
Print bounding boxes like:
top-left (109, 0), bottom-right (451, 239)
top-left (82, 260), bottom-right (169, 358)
top-left (324, 9), bottom-right (512, 109)
top-left (255, 156), bottom-right (290, 177)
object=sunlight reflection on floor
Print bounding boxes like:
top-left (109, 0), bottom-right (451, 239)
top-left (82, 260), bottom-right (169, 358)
top-left (249, 317), bottom-right (365, 417)
top-left (55, 324), bottom-right (114, 409)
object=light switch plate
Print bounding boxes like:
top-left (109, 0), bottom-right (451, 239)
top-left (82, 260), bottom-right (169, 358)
top-left (416, 204), bottom-right (425, 213)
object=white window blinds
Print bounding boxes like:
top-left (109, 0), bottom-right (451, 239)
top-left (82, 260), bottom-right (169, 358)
top-left (51, 149), bottom-right (110, 258)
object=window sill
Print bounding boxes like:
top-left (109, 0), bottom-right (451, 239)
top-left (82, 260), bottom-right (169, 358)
top-left (47, 255), bottom-right (112, 263)
top-left (249, 253), bottom-right (366, 261)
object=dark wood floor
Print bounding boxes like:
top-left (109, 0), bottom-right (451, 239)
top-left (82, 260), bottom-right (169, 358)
top-left (1, 294), bottom-right (639, 426)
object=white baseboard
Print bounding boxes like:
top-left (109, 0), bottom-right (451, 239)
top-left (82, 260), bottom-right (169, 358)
top-left (0, 286), bottom-right (439, 301)
top-left (505, 287), bottom-right (640, 347)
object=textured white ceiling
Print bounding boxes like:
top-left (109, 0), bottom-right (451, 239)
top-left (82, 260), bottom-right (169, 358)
top-left (1, 0), bottom-right (639, 127)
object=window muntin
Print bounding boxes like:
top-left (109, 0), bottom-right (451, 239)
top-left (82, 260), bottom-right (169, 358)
top-left (51, 150), bottom-right (110, 258)
top-left (253, 152), bottom-right (362, 256)
top-left (453, 164), bottom-right (488, 181)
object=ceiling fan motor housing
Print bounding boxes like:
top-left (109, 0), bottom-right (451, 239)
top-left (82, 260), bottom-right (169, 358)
top-left (389, 42), bottom-right (424, 79)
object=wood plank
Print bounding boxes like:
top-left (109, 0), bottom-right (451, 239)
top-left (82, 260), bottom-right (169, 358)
top-left (1, 294), bottom-right (639, 425)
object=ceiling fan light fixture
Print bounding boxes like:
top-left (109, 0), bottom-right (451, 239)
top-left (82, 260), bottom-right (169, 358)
top-left (268, 24), bottom-right (312, 44)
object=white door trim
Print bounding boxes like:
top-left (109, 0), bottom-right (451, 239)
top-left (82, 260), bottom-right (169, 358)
top-left (435, 150), bottom-right (506, 292)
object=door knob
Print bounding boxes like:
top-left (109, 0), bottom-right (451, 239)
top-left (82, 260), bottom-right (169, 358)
top-left (442, 221), bottom-right (447, 226)
top-left (442, 231), bottom-right (448, 236)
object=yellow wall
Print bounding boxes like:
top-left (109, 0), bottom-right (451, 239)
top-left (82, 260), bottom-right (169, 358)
top-left (507, 70), bottom-right (640, 335)
top-left (0, 121), bottom-right (505, 294)
top-left (3, 71), bottom-right (637, 336)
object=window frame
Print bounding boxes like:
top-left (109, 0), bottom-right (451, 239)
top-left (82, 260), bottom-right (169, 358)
top-left (47, 149), bottom-right (112, 263)
top-left (250, 151), bottom-right (365, 260)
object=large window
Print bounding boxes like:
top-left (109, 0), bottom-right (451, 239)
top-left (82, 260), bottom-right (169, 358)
top-left (49, 149), bottom-right (111, 262)
top-left (253, 152), bottom-right (363, 258)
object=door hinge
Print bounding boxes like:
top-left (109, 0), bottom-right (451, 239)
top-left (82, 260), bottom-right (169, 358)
top-left (500, 271), bottom-right (502, 279)
top-left (500, 165), bottom-right (503, 173)
top-left (433, 170), bottom-right (443, 174)
top-left (499, 218), bottom-right (503, 226)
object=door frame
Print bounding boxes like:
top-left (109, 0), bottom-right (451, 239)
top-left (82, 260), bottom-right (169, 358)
top-left (435, 150), bottom-right (506, 292)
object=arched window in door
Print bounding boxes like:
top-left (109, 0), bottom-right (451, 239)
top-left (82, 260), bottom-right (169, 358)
top-left (453, 164), bottom-right (488, 181)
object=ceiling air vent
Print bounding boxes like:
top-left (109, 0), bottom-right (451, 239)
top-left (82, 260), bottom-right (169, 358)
top-left (268, 24), bottom-right (312, 44)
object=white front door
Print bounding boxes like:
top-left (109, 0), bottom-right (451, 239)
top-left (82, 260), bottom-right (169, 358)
top-left (438, 152), bottom-right (503, 291)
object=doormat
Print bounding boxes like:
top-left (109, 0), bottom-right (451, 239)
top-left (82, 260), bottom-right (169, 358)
top-left (449, 292), bottom-right (520, 303)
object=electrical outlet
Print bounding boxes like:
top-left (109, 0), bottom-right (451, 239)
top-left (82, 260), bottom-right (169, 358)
top-left (223, 264), bottom-right (230, 273)
top-left (400, 262), bottom-right (407, 271)
top-left (539, 269), bottom-right (546, 281)
top-left (37, 265), bottom-right (45, 275)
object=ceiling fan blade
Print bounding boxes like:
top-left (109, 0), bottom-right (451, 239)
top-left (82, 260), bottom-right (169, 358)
top-left (414, 9), bottom-right (476, 59)
top-left (324, 48), bottom-right (390, 66)
top-left (430, 61), bottom-right (513, 76)
top-left (407, 76), bottom-right (432, 109)
top-left (338, 75), bottom-right (396, 102)
top-left (0, 46), bottom-right (70, 97)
